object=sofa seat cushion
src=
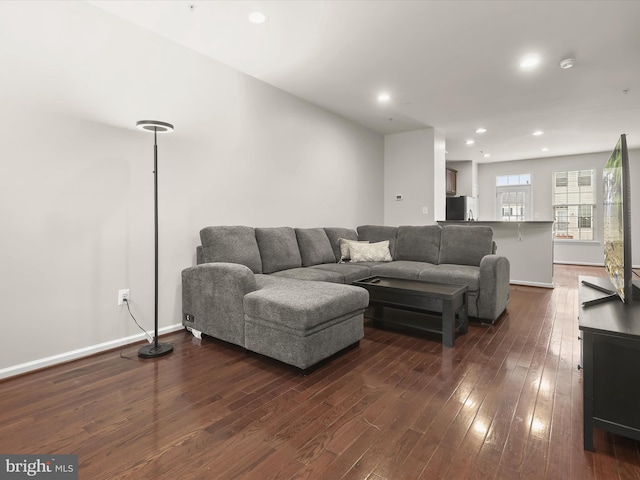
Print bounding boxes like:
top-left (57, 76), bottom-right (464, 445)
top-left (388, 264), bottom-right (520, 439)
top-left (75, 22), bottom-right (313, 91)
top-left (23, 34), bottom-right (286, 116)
top-left (255, 227), bottom-right (302, 274)
top-left (370, 260), bottom-right (436, 280)
top-left (346, 261), bottom-right (388, 270)
top-left (270, 267), bottom-right (345, 283)
top-left (310, 263), bottom-right (373, 283)
top-left (200, 226), bottom-right (262, 274)
top-left (438, 225), bottom-right (493, 267)
top-left (395, 225), bottom-right (442, 264)
top-left (418, 264), bottom-right (480, 292)
top-left (244, 279), bottom-right (369, 334)
top-left (295, 228), bottom-right (336, 266)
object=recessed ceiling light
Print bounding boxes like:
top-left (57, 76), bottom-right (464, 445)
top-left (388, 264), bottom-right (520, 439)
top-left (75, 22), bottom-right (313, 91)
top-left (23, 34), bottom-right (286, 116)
top-left (476, 128), bottom-right (487, 134)
top-left (520, 54), bottom-right (541, 70)
top-left (542, 147), bottom-right (549, 152)
top-left (248, 12), bottom-right (267, 24)
top-left (377, 93), bottom-right (391, 102)
top-left (466, 139), bottom-right (475, 145)
top-left (483, 153), bottom-right (491, 158)
top-left (532, 130), bottom-right (544, 136)
top-left (559, 58), bottom-right (576, 69)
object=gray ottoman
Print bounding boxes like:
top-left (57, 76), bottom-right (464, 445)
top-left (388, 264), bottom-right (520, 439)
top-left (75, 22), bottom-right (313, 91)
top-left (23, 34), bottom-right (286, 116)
top-left (243, 277), bottom-right (369, 370)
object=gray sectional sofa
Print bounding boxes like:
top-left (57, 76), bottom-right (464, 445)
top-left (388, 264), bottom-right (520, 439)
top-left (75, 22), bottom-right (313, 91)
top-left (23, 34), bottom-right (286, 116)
top-left (181, 224), bottom-right (510, 369)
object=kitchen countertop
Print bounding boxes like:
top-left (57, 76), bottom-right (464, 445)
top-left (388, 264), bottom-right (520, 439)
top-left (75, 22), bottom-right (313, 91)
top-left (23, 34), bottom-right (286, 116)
top-left (437, 220), bottom-right (554, 224)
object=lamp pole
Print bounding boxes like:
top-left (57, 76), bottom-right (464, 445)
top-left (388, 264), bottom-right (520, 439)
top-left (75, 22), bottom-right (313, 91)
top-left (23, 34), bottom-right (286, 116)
top-left (136, 120), bottom-right (174, 358)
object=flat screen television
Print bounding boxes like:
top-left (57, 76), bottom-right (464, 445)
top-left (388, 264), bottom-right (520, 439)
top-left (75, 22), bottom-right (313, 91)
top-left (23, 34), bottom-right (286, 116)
top-left (583, 134), bottom-right (639, 307)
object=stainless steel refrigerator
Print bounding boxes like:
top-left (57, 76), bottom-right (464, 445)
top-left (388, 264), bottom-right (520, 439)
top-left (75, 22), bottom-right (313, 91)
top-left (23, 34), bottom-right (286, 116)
top-left (446, 196), bottom-right (469, 220)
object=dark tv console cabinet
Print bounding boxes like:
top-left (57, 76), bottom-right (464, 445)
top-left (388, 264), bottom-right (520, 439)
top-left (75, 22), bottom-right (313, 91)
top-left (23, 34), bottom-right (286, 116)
top-left (579, 275), bottom-right (640, 451)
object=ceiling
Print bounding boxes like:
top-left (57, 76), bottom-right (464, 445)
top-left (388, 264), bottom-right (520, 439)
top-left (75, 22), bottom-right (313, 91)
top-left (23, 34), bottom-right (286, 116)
top-left (90, 0), bottom-right (640, 163)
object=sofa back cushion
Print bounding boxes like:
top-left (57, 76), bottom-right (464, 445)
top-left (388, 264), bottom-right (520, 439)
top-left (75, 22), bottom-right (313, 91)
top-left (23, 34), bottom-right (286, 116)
top-left (438, 225), bottom-right (494, 266)
top-left (357, 225), bottom-right (399, 258)
top-left (255, 227), bottom-right (302, 274)
top-left (395, 225), bottom-right (442, 264)
top-left (324, 227), bottom-right (358, 262)
top-left (199, 226), bottom-right (263, 274)
top-left (295, 228), bottom-right (336, 266)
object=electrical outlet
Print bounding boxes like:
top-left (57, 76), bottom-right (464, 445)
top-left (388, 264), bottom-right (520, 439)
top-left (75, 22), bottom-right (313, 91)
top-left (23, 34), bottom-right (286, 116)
top-left (118, 289), bottom-right (130, 306)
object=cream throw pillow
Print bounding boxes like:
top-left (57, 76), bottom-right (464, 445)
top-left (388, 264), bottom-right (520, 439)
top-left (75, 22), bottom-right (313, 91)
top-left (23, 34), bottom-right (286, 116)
top-left (338, 238), bottom-right (369, 262)
top-left (349, 240), bottom-right (393, 262)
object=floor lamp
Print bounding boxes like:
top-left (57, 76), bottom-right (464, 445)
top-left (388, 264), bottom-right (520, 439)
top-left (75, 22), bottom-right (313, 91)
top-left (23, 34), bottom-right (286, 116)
top-left (136, 120), bottom-right (175, 358)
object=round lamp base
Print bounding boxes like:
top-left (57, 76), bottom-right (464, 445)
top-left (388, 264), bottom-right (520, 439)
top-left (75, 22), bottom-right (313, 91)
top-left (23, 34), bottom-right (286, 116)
top-left (138, 343), bottom-right (174, 358)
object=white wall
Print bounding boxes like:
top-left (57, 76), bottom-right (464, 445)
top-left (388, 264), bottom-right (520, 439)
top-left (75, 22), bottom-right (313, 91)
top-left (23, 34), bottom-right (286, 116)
top-left (433, 130), bottom-right (447, 221)
top-left (384, 128), bottom-right (445, 225)
top-left (0, 1), bottom-right (384, 375)
top-left (477, 149), bottom-right (640, 266)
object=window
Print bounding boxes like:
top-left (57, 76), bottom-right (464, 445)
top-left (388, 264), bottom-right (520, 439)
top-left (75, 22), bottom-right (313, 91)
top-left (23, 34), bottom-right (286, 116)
top-left (555, 172), bottom-right (568, 188)
top-left (552, 169), bottom-right (595, 240)
top-left (496, 174), bottom-right (531, 221)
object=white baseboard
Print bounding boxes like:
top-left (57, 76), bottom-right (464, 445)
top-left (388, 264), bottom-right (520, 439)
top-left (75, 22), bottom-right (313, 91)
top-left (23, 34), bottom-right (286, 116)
top-left (0, 323), bottom-right (184, 380)
top-left (554, 261), bottom-right (604, 267)
top-left (553, 261), bottom-right (640, 269)
top-left (510, 280), bottom-right (554, 289)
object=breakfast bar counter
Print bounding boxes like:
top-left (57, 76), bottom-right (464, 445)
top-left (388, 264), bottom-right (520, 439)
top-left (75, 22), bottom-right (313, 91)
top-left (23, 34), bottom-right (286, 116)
top-left (438, 221), bottom-right (554, 288)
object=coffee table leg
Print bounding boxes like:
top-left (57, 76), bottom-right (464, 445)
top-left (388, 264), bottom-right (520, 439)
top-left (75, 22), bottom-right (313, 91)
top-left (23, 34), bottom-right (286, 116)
top-left (459, 292), bottom-right (469, 334)
top-left (442, 300), bottom-right (454, 347)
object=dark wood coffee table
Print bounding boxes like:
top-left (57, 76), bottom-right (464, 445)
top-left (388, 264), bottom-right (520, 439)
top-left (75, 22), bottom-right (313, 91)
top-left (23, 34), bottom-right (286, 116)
top-left (353, 276), bottom-right (469, 347)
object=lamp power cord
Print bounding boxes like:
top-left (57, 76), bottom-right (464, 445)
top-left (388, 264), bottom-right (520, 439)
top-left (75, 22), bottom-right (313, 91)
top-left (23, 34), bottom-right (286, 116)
top-left (123, 298), bottom-right (154, 343)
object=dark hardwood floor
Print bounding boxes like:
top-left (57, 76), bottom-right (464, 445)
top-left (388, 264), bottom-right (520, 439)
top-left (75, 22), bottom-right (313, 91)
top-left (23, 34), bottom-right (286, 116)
top-left (2, 265), bottom-right (640, 479)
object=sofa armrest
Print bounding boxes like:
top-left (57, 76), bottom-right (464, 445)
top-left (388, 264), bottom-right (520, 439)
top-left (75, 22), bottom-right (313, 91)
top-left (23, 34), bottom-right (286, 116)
top-left (181, 262), bottom-right (258, 347)
top-left (478, 255), bottom-right (510, 322)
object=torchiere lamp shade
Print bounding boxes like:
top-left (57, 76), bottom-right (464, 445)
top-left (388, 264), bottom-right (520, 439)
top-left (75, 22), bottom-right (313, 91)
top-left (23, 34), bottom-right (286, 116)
top-left (136, 120), bottom-right (174, 133)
